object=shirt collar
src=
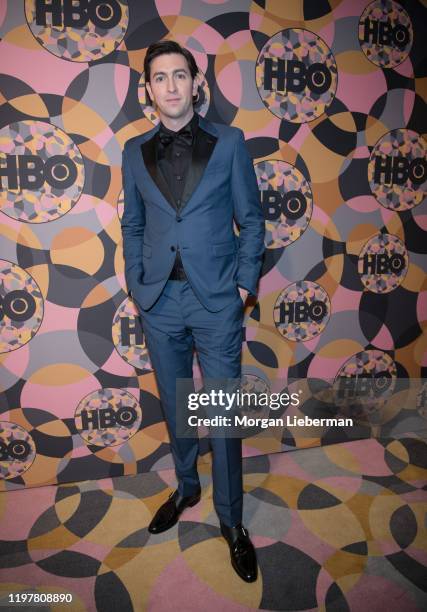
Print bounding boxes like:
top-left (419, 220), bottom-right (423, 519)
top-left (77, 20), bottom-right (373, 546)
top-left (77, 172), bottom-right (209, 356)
top-left (159, 112), bottom-right (199, 137)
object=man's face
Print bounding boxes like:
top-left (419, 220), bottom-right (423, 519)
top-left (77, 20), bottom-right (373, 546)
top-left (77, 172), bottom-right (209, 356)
top-left (146, 53), bottom-right (198, 122)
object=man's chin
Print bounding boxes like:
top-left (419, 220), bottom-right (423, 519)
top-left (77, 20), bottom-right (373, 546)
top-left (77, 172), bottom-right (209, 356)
top-left (159, 106), bottom-right (189, 119)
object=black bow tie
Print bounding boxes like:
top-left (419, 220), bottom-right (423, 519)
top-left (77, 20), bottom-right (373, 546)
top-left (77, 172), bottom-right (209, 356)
top-left (158, 124), bottom-right (193, 147)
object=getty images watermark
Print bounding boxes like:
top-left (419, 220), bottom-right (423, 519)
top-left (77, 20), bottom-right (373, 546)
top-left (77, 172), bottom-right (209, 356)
top-left (176, 376), bottom-right (427, 439)
top-left (177, 377), bottom-right (350, 439)
top-left (185, 387), bottom-right (352, 428)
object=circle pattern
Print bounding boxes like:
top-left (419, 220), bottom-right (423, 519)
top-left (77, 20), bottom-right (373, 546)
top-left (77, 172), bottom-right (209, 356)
top-left (273, 281), bottom-right (331, 342)
top-left (0, 121), bottom-right (85, 223)
top-left (358, 233), bottom-right (408, 294)
top-left (0, 421), bottom-right (36, 480)
top-left (368, 129), bottom-right (426, 211)
top-left (25, 0), bottom-right (129, 62)
top-left (0, 260), bottom-right (44, 354)
top-left (335, 349), bottom-right (397, 423)
top-left (75, 388), bottom-right (142, 447)
top-left (0, 0), bottom-right (423, 495)
top-left (255, 160), bottom-right (313, 249)
top-left (359, 0), bottom-right (413, 68)
top-left (256, 29), bottom-right (338, 122)
top-left (112, 298), bottom-right (152, 371)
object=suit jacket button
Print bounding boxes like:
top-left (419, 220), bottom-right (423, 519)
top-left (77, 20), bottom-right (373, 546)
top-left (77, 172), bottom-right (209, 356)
top-left (176, 216), bottom-right (182, 222)
top-left (170, 246), bottom-right (176, 251)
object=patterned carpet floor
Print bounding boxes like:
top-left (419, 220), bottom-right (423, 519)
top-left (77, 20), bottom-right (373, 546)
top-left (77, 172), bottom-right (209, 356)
top-left (0, 437), bottom-right (426, 611)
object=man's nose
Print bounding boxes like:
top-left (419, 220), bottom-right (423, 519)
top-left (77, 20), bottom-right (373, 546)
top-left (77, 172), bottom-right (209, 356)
top-left (167, 76), bottom-right (177, 92)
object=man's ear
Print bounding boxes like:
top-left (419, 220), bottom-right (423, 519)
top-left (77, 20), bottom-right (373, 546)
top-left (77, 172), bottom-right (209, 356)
top-left (192, 73), bottom-right (201, 97)
top-left (146, 80), bottom-right (153, 104)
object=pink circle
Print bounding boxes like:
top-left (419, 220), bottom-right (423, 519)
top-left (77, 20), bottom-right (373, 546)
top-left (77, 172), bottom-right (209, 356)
top-left (336, 69), bottom-right (387, 115)
top-left (216, 62), bottom-right (242, 107)
top-left (155, 0), bottom-right (182, 15)
top-left (21, 373), bottom-right (101, 416)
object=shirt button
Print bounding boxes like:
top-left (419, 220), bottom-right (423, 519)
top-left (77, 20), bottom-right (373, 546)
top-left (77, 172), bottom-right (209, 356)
top-left (177, 199), bottom-right (181, 205)
top-left (175, 152), bottom-right (181, 157)
top-left (170, 246), bottom-right (176, 252)
top-left (176, 175), bottom-right (182, 181)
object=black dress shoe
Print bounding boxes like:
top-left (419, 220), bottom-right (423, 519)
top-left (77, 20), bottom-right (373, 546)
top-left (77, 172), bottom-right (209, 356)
top-left (148, 489), bottom-right (201, 534)
top-left (220, 522), bottom-right (258, 582)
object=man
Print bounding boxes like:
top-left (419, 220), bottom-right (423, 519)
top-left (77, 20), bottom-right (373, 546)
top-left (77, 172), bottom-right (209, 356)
top-left (121, 40), bottom-right (264, 582)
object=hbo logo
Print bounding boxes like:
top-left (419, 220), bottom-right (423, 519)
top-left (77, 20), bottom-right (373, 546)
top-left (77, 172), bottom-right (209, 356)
top-left (362, 18), bottom-right (410, 49)
top-left (263, 58), bottom-right (332, 94)
top-left (374, 155), bottom-right (426, 186)
top-left (0, 439), bottom-right (32, 461)
top-left (279, 300), bottom-right (327, 324)
top-left (362, 253), bottom-right (405, 275)
top-left (338, 373), bottom-right (393, 398)
top-left (120, 315), bottom-right (144, 347)
top-left (80, 406), bottom-right (138, 430)
top-left (0, 155), bottom-right (77, 191)
top-left (35, 0), bottom-right (122, 28)
top-left (261, 190), bottom-right (307, 221)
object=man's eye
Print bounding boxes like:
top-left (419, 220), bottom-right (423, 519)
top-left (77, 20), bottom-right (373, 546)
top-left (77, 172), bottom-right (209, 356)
top-left (155, 76), bottom-right (164, 82)
top-left (177, 73), bottom-right (186, 79)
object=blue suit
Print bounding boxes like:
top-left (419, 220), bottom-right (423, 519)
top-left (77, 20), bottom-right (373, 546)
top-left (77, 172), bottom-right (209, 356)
top-left (121, 115), bottom-right (264, 526)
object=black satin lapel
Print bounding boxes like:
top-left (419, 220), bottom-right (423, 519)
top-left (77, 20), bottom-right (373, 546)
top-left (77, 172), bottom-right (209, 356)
top-left (141, 135), bottom-right (177, 211)
top-left (180, 129), bottom-right (218, 209)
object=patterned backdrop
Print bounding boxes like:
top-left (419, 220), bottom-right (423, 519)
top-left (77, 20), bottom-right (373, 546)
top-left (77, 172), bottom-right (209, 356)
top-left (0, 0), bottom-right (426, 490)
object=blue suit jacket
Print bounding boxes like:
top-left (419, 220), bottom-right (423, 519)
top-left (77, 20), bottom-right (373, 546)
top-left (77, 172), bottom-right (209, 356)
top-left (121, 115), bottom-right (265, 312)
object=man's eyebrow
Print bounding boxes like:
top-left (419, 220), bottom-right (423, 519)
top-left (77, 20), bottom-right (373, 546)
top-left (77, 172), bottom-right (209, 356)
top-left (152, 68), bottom-right (189, 77)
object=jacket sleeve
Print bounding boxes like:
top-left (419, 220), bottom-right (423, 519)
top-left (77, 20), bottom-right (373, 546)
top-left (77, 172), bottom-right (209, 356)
top-left (121, 145), bottom-right (146, 297)
top-left (231, 129), bottom-right (265, 296)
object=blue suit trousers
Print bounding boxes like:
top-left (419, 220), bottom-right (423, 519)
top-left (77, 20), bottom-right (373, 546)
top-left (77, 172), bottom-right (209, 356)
top-left (136, 279), bottom-right (245, 527)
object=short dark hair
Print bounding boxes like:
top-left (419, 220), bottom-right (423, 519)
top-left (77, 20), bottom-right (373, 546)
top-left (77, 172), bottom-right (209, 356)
top-left (144, 40), bottom-right (199, 83)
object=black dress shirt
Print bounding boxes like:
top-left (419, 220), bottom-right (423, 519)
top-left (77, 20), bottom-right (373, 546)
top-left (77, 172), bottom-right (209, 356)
top-left (156, 113), bottom-right (199, 280)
